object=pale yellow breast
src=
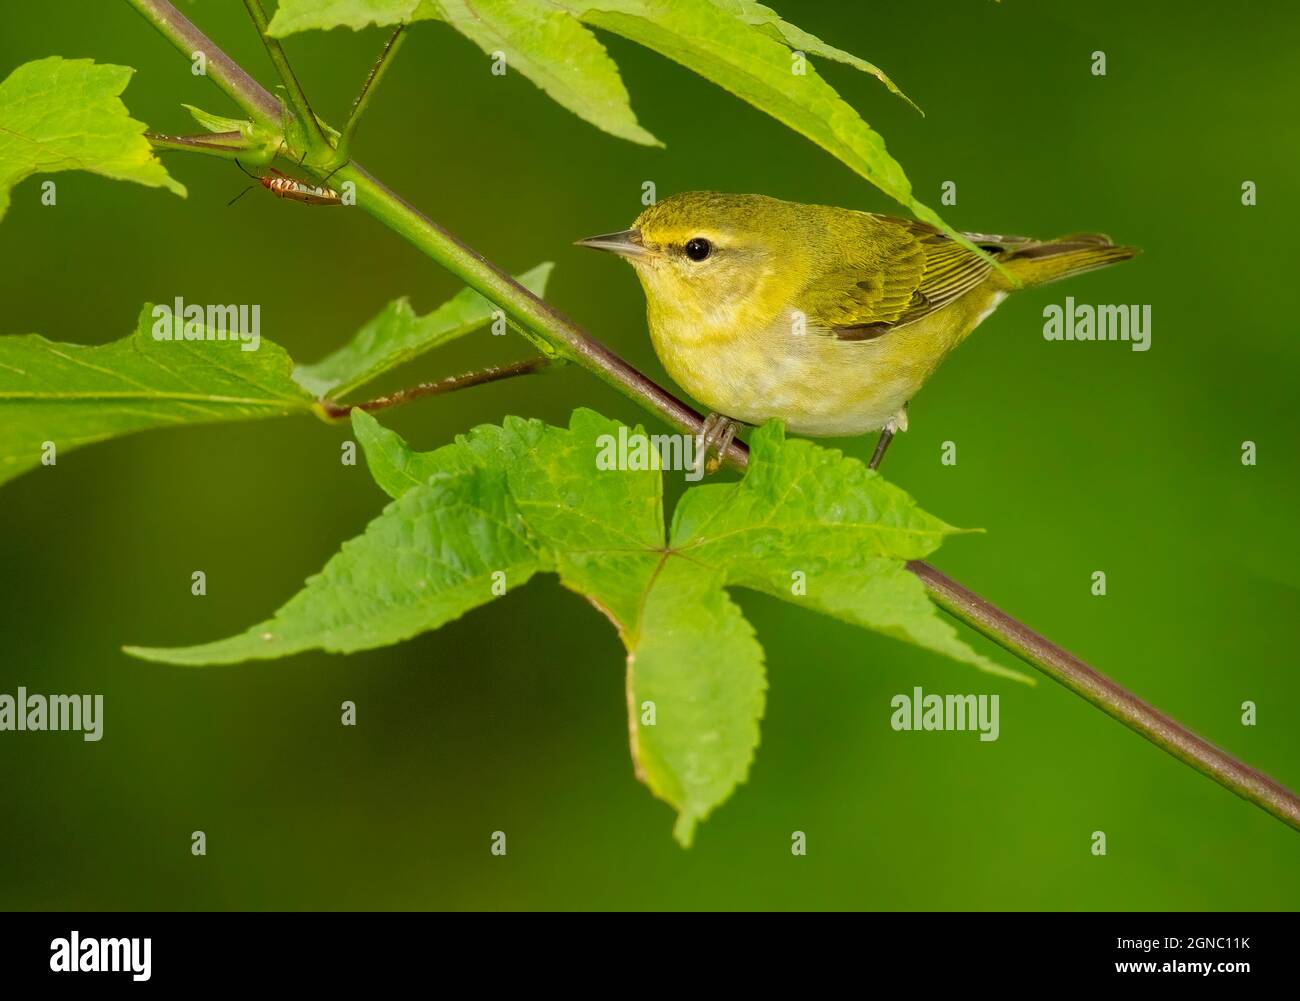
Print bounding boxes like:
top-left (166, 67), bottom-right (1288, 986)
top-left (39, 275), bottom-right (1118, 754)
top-left (647, 290), bottom-right (1006, 437)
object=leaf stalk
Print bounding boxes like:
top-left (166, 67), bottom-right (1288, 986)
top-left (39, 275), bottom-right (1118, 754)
top-left (334, 25), bottom-right (408, 167)
top-left (318, 357), bottom-right (550, 419)
top-left (240, 0), bottom-right (332, 157)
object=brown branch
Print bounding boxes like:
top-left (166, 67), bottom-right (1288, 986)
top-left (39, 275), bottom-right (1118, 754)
top-left (319, 357), bottom-right (550, 419)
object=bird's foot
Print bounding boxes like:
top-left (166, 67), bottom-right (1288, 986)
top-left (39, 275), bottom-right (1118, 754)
top-left (869, 404), bottom-right (909, 471)
top-left (695, 412), bottom-right (743, 477)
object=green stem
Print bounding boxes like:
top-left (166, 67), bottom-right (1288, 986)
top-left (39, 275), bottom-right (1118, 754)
top-left (126, 0), bottom-right (280, 130)
top-left (122, 0), bottom-right (1300, 835)
top-left (336, 25), bottom-right (408, 164)
top-left (240, 0), bottom-right (330, 154)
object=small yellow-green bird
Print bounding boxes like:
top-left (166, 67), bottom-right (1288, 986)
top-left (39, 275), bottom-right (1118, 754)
top-left (578, 192), bottom-right (1135, 468)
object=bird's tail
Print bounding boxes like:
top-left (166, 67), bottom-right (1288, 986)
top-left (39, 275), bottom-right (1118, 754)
top-left (985, 233), bottom-right (1138, 290)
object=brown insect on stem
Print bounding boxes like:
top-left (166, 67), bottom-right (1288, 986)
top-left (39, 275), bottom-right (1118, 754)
top-left (229, 160), bottom-right (343, 207)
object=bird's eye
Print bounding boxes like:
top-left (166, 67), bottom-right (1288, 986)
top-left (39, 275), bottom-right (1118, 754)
top-left (684, 237), bottom-right (712, 261)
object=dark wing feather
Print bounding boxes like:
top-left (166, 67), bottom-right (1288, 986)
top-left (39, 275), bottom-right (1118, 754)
top-left (806, 215), bottom-right (1007, 340)
top-left (800, 220), bottom-right (925, 333)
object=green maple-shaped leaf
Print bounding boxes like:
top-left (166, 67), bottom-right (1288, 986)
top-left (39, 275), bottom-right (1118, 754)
top-left (127, 408), bottom-right (1026, 844)
top-left (0, 268), bottom-right (554, 489)
top-left (0, 305), bottom-right (313, 487)
top-left (0, 57), bottom-right (184, 222)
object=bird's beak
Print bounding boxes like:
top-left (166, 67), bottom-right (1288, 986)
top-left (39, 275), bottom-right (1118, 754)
top-left (574, 228), bottom-right (649, 258)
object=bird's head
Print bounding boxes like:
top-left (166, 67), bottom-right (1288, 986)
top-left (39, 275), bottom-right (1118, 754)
top-left (577, 192), bottom-right (808, 331)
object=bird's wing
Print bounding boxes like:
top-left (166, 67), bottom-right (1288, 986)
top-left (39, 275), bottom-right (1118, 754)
top-left (805, 216), bottom-right (1008, 341)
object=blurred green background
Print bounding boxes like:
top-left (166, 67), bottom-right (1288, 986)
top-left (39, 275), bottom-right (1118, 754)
top-left (2, 0), bottom-right (1298, 910)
